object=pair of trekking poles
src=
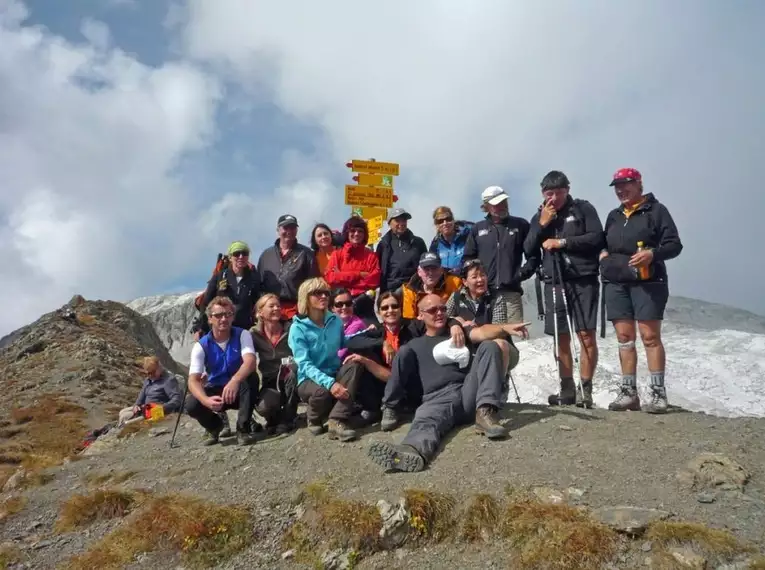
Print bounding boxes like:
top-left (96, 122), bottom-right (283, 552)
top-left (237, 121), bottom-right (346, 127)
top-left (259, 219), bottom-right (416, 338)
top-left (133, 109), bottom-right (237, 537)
top-left (534, 252), bottom-right (586, 405)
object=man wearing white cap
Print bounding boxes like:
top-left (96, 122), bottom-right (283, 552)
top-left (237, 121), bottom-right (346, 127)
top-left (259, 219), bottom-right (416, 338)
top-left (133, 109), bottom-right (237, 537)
top-left (462, 186), bottom-right (538, 324)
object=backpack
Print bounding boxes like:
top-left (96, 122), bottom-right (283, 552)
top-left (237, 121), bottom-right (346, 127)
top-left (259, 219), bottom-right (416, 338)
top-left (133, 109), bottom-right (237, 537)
top-left (194, 253), bottom-right (255, 310)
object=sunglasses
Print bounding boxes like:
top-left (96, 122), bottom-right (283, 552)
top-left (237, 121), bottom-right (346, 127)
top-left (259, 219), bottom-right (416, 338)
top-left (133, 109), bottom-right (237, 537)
top-left (231, 251), bottom-right (249, 258)
top-left (435, 216), bottom-right (454, 225)
top-left (333, 300), bottom-right (353, 308)
top-left (310, 289), bottom-right (330, 298)
top-left (421, 305), bottom-right (447, 316)
top-left (210, 311), bottom-right (234, 319)
top-left (379, 303), bottom-right (400, 312)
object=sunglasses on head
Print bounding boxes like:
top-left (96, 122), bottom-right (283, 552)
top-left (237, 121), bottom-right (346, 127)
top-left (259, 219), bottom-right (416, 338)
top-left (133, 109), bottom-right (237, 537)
top-left (231, 251), bottom-right (249, 258)
top-left (333, 300), bottom-right (353, 308)
top-left (421, 305), bottom-right (447, 316)
top-left (310, 289), bottom-right (330, 298)
top-left (379, 302), bottom-right (400, 312)
top-left (435, 216), bottom-right (454, 225)
top-left (210, 311), bottom-right (234, 319)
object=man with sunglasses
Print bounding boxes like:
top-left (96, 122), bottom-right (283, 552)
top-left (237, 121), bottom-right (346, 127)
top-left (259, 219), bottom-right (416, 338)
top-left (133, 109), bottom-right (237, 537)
top-left (367, 293), bottom-right (510, 473)
top-left (185, 296), bottom-right (258, 446)
top-left (192, 240), bottom-right (262, 339)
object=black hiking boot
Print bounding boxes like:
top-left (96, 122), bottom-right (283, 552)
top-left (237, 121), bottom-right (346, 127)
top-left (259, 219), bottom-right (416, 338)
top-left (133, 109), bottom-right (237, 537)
top-left (236, 431), bottom-right (256, 446)
top-left (474, 405), bottom-right (509, 440)
top-left (218, 412), bottom-right (232, 438)
top-left (548, 377), bottom-right (576, 406)
top-left (368, 441), bottom-right (425, 473)
top-left (203, 429), bottom-right (221, 446)
top-left (380, 407), bottom-right (400, 432)
top-left (307, 420), bottom-right (326, 436)
top-left (575, 381), bottom-right (594, 409)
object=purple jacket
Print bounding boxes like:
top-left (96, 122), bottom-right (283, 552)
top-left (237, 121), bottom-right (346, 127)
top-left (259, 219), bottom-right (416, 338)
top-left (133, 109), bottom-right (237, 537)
top-left (338, 315), bottom-right (368, 359)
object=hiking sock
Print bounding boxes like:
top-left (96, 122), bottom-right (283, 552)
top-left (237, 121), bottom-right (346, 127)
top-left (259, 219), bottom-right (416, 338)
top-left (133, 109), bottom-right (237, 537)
top-left (650, 371), bottom-right (666, 395)
top-left (622, 374), bottom-right (637, 389)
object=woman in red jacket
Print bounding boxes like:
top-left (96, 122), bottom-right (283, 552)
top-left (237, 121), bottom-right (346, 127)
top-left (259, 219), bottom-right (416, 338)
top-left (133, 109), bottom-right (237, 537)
top-left (325, 216), bottom-right (381, 323)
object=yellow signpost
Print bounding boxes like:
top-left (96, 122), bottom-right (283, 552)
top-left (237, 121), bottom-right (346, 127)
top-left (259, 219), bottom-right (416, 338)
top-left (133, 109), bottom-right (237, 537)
top-left (351, 206), bottom-right (388, 219)
top-left (366, 215), bottom-right (384, 245)
top-left (344, 185), bottom-right (393, 208)
top-left (355, 174), bottom-right (394, 188)
top-left (347, 159), bottom-right (400, 176)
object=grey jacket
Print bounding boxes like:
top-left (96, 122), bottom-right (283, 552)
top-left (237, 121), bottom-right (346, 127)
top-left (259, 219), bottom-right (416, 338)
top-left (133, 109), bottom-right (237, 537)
top-left (134, 371), bottom-right (183, 413)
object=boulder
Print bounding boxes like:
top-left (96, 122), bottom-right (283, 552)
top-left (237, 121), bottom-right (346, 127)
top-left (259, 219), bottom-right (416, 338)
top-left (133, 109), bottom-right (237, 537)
top-left (377, 498), bottom-right (409, 549)
top-left (592, 506), bottom-right (671, 536)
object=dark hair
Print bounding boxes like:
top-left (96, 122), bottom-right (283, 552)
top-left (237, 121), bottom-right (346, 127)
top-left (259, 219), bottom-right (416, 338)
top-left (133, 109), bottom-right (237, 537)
top-left (331, 288), bottom-right (352, 306)
top-left (376, 290), bottom-right (401, 311)
top-left (461, 258), bottom-right (485, 279)
top-left (310, 223), bottom-right (335, 251)
top-left (541, 170), bottom-right (570, 190)
top-left (341, 216), bottom-right (368, 244)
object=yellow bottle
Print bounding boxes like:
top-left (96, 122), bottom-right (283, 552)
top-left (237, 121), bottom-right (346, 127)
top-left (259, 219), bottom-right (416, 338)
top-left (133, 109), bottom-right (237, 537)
top-left (636, 241), bottom-right (650, 280)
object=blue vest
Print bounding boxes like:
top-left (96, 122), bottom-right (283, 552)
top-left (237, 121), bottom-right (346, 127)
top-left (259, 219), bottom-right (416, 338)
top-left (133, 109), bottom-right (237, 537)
top-left (199, 327), bottom-right (244, 387)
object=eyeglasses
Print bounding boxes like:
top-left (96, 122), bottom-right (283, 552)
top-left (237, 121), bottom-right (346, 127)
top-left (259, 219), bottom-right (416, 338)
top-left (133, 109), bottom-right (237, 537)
top-left (379, 303), bottom-right (400, 312)
top-left (435, 216), bottom-right (453, 225)
top-left (310, 289), bottom-right (330, 298)
top-left (210, 311), bottom-right (234, 319)
top-left (333, 300), bottom-right (353, 308)
top-left (231, 251), bottom-right (249, 258)
top-left (348, 228), bottom-right (365, 234)
top-left (421, 305), bottom-right (447, 316)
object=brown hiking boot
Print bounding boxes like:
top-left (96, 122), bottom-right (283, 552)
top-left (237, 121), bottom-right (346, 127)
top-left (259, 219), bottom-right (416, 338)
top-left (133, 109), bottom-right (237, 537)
top-left (608, 387), bottom-right (641, 412)
top-left (327, 419), bottom-right (357, 442)
top-left (474, 405), bottom-right (509, 440)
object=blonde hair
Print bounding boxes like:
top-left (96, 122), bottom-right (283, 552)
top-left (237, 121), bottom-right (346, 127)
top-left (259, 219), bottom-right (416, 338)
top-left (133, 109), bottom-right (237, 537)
top-left (205, 295), bottom-right (235, 318)
top-left (142, 356), bottom-right (161, 374)
top-left (432, 206), bottom-right (453, 222)
top-left (254, 293), bottom-right (280, 331)
top-left (297, 277), bottom-right (330, 315)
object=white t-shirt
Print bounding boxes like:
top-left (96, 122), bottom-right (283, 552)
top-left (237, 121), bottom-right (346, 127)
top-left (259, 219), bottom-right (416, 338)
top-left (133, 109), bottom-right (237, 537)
top-left (189, 329), bottom-right (256, 375)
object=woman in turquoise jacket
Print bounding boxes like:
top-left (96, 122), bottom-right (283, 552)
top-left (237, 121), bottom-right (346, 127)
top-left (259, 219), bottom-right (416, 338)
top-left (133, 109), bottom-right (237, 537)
top-left (288, 277), bottom-right (365, 442)
top-left (428, 206), bottom-right (473, 275)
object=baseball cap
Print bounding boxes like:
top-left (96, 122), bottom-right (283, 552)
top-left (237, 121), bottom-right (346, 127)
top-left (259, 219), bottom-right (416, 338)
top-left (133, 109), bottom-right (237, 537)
top-left (277, 214), bottom-right (299, 227)
top-left (227, 240), bottom-right (250, 255)
top-left (387, 207), bottom-right (411, 222)
top-left (609, 168), bottom-right (642, 186)
top-left (481, 185), bottom-right (509, 206)
top-left (419, 252), bottom-right (442, 269)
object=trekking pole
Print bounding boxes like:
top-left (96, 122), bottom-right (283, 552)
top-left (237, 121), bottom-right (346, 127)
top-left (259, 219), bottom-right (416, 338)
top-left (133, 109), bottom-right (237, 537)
top-left (169, 376), bottom-right (190, 449)
top-left (553, 253), bottom-right (584, 404)
top-left (550, 265), bottom-right (560, 375)
top-left (508, 370), bottom-right (521, 404)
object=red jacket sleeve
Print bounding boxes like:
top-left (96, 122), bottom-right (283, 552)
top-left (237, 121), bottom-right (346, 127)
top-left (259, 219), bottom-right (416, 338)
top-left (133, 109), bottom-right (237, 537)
top-left (325, 249), bottom-right (357, 287)
top-left (357, 250), bottom-right (381, 290)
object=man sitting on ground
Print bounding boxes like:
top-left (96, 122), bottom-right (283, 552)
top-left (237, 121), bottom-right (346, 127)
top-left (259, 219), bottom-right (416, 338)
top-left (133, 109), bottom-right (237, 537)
top-left (185, 296), bottom-right (258, 446)
top-left (368, 294), bottom-right (527, 473)
top-left (401, 252), bottom-right (462, 318)
top-left (118, 356), bottom-right (182, 426)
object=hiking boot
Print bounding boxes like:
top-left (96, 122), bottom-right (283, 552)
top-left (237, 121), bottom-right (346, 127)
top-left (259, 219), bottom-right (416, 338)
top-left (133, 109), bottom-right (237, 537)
top-left (360, 409), bottom-right (382, 425)
top-left (575, 381), bottom-right (594, 409)
top-left (203, 429), bottom-right (220, 446)
top-left (368, 441), bottom-right (425, 473)
top-left (548, 378), bottom-right (576, 406)
top-left (474, 405), bottom-right (509, 440)
top-left (236, 431), bottom-right (256, 446)
top-left (380, 407), bottom-right (400, 432)
top-left (307, 420), bottom-right (326, 436)
top-left (218, 412), bottom-right (232, 438)
top-left (608, 387), bottom-right (641, 412)
top-left (643, 387), bottom-right (668, 414)
top-left (275, 421), bottom-right (295, 435)
top-left (327, 419), bottom-right (357, 442)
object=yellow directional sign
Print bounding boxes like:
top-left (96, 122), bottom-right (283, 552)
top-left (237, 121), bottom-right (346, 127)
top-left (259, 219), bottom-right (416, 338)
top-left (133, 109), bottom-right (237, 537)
top-left (348, 160), bottom-right (400, 176)
top-left (367, 215), bottom-right (384, 235)
top-left (351, 206), bottom-right (388, 220)
top-left (345, 185), bottom-right (393, 208)
top-left (355, 174), bottom-right (394, 188)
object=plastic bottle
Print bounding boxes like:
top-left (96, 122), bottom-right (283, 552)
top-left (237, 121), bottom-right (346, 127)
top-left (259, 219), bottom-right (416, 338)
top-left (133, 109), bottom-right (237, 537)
top-left (636, 241), bottom-right (651, 280)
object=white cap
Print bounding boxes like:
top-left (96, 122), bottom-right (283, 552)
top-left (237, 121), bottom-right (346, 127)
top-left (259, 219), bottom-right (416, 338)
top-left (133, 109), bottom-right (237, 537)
top-left (481, 185), bottom-right (509, 206)
top-left (432, 338), bottom-right (471, 369)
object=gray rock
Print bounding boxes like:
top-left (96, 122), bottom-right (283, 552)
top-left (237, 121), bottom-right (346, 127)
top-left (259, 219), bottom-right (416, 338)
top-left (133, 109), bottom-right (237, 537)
top-left (377, 498), bottom-right (409, 549)
top-left (321, 549), bottom-right (352, 570)
top-left (668, 547), bottom-right (706, 569)
top-left (531, 487), bottom-right (566, 504)
top-left (2, 468), bottom-right (26, 492)
top-left (149, 427), bottom-right (170, 437)
top-left (281, 549), bottom-right (295, 560)
top-left (592, 506), bottom-right (671, 535)
top-left (677, 453), bottom-right (749, 492)
top-left (696, 492), bottom-right (717, 504)
top-left (558, 425), bottom-right (574, 431)
top-left (641, 541), bottom-right (652, 552)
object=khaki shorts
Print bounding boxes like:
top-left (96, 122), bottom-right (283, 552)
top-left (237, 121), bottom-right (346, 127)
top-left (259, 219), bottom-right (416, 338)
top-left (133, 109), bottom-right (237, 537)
top-left (494, 290), bottom-right (524, 324)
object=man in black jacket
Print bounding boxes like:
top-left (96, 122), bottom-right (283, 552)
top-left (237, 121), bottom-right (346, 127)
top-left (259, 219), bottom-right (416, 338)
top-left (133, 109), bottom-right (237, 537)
top-left (463, 186), bottom-right (538, 324)
top-left (257, 214), bottom-right (318, 320)
top-left (377, 208), bottom-right (428, 294)
top-left (524, 171), bottom-right (605, 408)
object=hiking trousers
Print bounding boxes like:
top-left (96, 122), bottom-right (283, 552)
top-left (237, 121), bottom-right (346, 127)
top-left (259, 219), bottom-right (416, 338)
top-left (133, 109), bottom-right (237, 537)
top-left (400, 341), bottom-right (505, 460)
top-left (256, 368), bottom-right (299, 426)
top-left (297, 361), bottom-right (364, 424)
top-left (185, 375), bottom-right (257, 434)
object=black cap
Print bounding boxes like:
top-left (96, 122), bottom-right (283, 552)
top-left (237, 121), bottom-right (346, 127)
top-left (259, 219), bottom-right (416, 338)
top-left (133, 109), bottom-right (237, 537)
top-left (277, 214), bottom-right (298, 228)
top-left (419, 252), bottom-right (442, 269)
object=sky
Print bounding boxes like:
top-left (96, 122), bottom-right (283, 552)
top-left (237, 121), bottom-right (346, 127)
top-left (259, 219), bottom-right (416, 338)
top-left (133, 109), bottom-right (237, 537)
top-left (0, 0), bottom-right (763, 335)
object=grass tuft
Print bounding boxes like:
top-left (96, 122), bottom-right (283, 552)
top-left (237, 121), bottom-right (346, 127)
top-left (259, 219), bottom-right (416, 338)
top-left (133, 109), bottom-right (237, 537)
top-left (646, 521), bottom-right (756, 562)
top-left (0, 495), bottom-right (27, 523)
top-left (62, 494), bottom-right (251, 570)
top-left (404, 488), bottom-right (456, 542)
top-left (0, 543), bottom-right (22, 568)
top-left (55, 489), bottom-right (141, 532)
top-left (282, 521), bottom-right (321, 567)
top-left (501, 498), bottom-right (618, 570)
top-left (461, 493), bottom-right (501, 542)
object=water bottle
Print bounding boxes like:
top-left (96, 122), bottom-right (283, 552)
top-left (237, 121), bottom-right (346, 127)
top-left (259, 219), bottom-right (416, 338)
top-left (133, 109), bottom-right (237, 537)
top-left (636, 241), bottom-right (651, 280)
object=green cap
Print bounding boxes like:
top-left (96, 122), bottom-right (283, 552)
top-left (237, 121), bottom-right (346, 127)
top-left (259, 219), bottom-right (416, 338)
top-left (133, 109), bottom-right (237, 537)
top-left (227, 241), bottom-right (250, 255)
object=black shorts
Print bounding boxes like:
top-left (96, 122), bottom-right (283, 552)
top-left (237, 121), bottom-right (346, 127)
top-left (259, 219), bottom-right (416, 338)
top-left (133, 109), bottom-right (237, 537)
top-left (544, 276), bottom-right (599, 336)
top-left (605, 281), bottom-right (669, 322)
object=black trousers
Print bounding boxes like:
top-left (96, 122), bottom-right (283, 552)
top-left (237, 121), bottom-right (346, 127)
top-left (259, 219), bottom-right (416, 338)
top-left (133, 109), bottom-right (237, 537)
top-left (185, 375), bottom-right (257, 433)
top-left (296, 361), bottom-right (364, 424)
top-left (256, 369), bottom-right (299, 426)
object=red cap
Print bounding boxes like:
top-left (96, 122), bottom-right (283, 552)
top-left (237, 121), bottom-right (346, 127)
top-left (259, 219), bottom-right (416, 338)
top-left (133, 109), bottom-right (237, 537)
top-left (609, 167), bottom-right (642, 186)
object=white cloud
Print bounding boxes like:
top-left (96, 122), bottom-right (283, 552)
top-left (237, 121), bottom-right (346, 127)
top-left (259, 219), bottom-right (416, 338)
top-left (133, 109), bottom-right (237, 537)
top-left (181, 0), bottom-right (765, 314)
top-left (0, 0), bottom-right (221, 334)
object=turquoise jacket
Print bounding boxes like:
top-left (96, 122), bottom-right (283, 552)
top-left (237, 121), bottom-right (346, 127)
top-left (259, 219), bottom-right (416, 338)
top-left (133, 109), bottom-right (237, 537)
top-left (288, 311), bottom-right (349, 390)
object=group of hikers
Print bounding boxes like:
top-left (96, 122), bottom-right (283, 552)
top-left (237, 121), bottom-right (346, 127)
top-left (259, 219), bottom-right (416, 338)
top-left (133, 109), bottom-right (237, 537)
top-left (124, 167), bottom-right (683, 473)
